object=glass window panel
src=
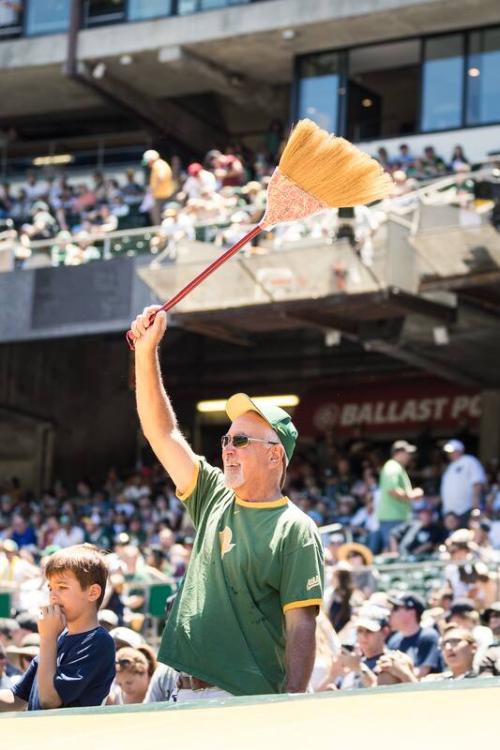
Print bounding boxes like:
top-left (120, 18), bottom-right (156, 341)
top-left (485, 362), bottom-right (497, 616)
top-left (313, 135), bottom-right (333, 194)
top-left (421, 34), bottom-right (464, 132)
top-left (347, 40), bottom-right (419, 140)
top-left (0, 0), bottom-right (22, 36)
top-left (297, 53), bottom-right (340, 133)
top-left (178, 0), bottom-right (250, 13)
top-left (25, 0), bottom-right (70, 36)
top-left (128, 0), bottom-right (172, 21)
top-left (178, 0), bottom-right (198, 13)
top-left (85, 0), bottom-right (125, 22)
top-left (467, 27), bottom-right (500, 125)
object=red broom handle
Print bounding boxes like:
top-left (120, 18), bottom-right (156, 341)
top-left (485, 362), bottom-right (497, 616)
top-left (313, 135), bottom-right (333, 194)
top-left (126, 223), bottom-right (263, 350)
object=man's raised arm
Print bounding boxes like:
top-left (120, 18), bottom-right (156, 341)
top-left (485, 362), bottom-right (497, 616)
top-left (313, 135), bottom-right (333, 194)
top-left (131, 305), bottom-right (198, 494)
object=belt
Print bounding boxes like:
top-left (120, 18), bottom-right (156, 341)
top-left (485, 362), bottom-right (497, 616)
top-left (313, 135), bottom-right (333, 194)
top-left (177, 673), bottom-right (215, 691)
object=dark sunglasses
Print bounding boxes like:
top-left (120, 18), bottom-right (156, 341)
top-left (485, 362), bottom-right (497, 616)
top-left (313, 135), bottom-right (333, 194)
top-left (221, 434), bottom-right (279, 449)
top-left (0, 654), bottom-right (6, 660)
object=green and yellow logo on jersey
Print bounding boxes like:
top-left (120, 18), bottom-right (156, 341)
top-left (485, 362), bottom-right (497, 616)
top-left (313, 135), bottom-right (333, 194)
top-left (219, 526), bottom-right (236, 559)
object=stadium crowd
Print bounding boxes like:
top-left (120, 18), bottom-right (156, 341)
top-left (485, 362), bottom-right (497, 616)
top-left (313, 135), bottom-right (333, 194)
top-left (1, 432), bottom-right (499, 706)
top-left (0, 138), bottom-right (482, 270)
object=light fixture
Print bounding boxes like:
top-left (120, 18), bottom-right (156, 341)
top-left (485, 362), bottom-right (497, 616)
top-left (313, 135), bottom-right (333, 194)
top-left (433, 326), bottom-right (449, 345)
top-left (197, 395), bottom-right (300, 413)
top-left (282, 29), bottom-right (296, 41)
top-left (468, 67), bottom-right (481, 78)
top-left (92, 62), bottom-right (106, 79)
top-left (120, 54), bottom-right (133, 66)
top-left (33, 154), bottom-right (74, 166)
top-left (324, 329), bottom-right (341, 347)
top-left (361, 98), bottom-right (373, 108)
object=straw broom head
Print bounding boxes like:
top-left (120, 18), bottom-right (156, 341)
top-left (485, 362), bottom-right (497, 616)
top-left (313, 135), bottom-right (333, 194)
top-left (260, 119), bottom-right (393, 229)
top-left (278, 119), bottom-right (393, 207)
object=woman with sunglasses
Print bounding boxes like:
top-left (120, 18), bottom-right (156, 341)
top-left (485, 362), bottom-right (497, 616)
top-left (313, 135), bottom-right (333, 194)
top-left (129, 305), bottom-right (325, 700)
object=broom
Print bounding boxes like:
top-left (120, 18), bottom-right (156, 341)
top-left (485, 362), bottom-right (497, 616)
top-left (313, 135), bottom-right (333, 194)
top-left (126, 119), bottom-right (393, 349)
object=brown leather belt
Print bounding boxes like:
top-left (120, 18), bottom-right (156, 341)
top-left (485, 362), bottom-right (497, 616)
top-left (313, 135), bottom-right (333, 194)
top-left (177, 673), bottom-right (215, 691)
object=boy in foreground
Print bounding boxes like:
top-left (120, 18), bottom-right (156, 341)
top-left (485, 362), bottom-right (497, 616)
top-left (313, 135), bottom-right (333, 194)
top-left (0, 544), bottom-right (115, 711)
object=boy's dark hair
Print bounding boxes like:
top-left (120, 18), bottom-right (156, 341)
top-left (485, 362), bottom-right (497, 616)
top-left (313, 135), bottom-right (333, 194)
top-left (45, 544), bottom-right (108, 609)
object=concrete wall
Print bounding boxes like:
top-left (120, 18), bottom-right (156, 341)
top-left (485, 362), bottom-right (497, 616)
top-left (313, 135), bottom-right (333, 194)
top-left (0, 256), bottom-right (155, 344)
top-left (0, 335), bottom-right (139, 485)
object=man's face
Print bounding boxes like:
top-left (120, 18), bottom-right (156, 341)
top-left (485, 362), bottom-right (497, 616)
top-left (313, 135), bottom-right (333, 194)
top-left (222, 412), bottom-right (282, 491)
top-left (356, 626), bottom-right (385, 657)
top-left (447, 450), bottom-right (462, 463)
top-left (442, 631), bottom-right (476, 674)
top-left (47, 570), bottom-right (99, 624)
top-left (115, 667), bottom-right (149, 702)
top-left (390, 605), bottom-right (415, 631)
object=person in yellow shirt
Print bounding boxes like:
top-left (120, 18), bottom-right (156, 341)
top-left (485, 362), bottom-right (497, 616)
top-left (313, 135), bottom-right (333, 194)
top-left (142, 150), bottom-right (174, 226)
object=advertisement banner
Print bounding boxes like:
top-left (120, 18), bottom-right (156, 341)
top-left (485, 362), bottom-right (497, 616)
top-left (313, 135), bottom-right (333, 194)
top-left (294, 378), bottom-right (481, 436)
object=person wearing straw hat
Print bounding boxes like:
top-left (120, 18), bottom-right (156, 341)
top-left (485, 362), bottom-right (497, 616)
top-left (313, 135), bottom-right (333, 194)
top-left (130, 310), bottom-right (324, 698)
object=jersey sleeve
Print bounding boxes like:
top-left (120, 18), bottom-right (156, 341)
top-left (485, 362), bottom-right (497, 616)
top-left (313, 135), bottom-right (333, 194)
top-left (176, 457), bottom-right (228, 529)
top-left (279, 519), bottom-right (325, 613)
top-left (11, 657), bottom-right (37, 703)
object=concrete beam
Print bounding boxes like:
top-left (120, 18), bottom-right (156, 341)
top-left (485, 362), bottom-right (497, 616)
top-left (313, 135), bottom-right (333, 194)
top-left (178, 48), bottom-right (277, 112)
top-left (76, 62), bottom-right (221, 152)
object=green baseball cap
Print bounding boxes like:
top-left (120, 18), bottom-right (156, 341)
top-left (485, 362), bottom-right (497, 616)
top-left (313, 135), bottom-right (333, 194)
top-left (225, 393), bottom-right (298, 463)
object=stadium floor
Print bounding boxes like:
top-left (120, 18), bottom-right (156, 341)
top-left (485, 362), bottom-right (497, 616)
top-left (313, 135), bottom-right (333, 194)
top-left (4, 679), bottom-right (498, 749)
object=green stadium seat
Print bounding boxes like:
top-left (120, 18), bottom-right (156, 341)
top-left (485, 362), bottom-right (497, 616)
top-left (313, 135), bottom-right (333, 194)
top-left (0, 591), bottom-right (12, 618)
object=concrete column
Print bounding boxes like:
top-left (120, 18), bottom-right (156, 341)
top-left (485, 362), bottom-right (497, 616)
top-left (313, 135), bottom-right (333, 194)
top-left (479, 390), bottom-right (500, 464)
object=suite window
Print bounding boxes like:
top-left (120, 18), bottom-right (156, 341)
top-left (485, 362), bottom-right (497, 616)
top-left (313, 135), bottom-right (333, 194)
top-left (421, 34), bottom-right (464, 132)
top-left (346, 40), bottom-right (419, 140)
top-left (297, 52), bottom-right (341, 134)
top-left (128, 0), bottom-right (172, 21)
top-left (467, 26), bottom-right (500, 125)
top-left (0, 0), bottom-right (22, 37)
top-left (178, 0), bottom-right (250, 13)
top-left (25, 0), bottom-right (70, 36)
top-left (84, 0), bottom-right (126, 25)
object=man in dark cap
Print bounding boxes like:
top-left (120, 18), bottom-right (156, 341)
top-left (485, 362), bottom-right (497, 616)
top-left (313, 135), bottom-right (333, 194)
top-left (387, 592), bottom-right (441, 678)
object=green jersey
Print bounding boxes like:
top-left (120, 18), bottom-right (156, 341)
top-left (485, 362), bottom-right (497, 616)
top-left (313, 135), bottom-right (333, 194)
top-left (158, 458), bottom-right (324, 696)
top-left (377, 458), bottom-right (412, 522)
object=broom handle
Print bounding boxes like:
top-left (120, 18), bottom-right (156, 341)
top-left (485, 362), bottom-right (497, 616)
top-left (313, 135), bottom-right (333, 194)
top-left (126, 223), bottom-right (263, 350)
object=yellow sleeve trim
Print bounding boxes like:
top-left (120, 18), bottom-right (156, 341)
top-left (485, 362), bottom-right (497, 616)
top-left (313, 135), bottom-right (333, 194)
top-left (176, 461), bottom-right (200, 502)
top-left (283, 598), bottom-right (323, 614)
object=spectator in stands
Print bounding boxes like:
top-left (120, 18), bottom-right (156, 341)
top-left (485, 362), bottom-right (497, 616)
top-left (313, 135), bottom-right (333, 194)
top-left (445, 598), bottom-right (493, 666)
top-left (113, 647), bottom-right (154, 704)
top-left (9, 516), bottom-right (37, 550)
top-left (450, 145), bottom-right (469, 171)
top-left (376, 147), bottom-right (391, 171)
top-left (478, 602), bottom-right (500, 676)
top-left (398, 143), bottom-right (416, 168)
top-left (440, 439), bottom-right (486, 526)
top-left (183, 162), bottom-right (217, 200)
top-left (422, 146), bottom-right (447, 177)
top-left (142, 150), bottom-right (174, 226)
top-left (121, 169), bottom-right (143, 203)
top-left (375, 649), bottom-right (419, 685)
top-left (433, 625), bottom-right (478, 680)
top-left (377, 440), bottom-right (424, 551)
top-left (390, 500), bottom-right (446, 556)
top-left (331, 604), bottom-right (392, 690)
top-left (387, 592), bottom-right (441, 678)
top-left (325, 562), bottom-right (363, 633)
top-left (52, 515), bottom-right (84, 548)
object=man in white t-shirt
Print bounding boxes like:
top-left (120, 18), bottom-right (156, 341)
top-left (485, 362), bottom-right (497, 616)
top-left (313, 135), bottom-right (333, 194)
top-left (183, 162), bottom-right (216, 200)
top-left (440, 440), bottom-right (486, 523)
